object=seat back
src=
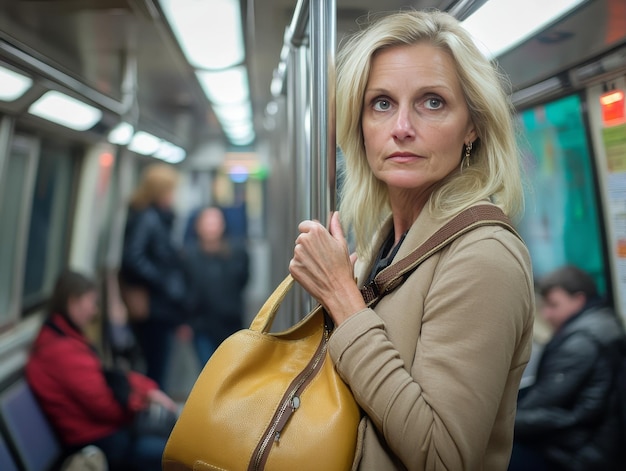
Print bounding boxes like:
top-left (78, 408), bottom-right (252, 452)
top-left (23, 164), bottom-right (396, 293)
top-left (0, 380), bottom-right (61, 471)
top-left (0, 433), bottom-right (19, 471)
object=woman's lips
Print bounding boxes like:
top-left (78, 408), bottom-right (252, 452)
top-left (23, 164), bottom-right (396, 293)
top-left (387, 152), bottom-right (422, 162)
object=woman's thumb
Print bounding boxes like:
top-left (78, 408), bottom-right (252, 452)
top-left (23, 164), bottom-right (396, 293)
top-left (329, 211), bottom-right (345, 241)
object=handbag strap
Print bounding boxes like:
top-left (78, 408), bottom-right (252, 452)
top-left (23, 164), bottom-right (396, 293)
top-left (360, 204), bottom-right (520, 308)
top-left (250, 205), bottom-right (519, 331)
top-left (250, 274), bottom-right (296, 332)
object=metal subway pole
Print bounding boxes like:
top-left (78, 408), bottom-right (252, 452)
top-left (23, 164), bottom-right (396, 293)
top-left (281, 0), bottom-right (336, 320)
top-left (287, 40), bottom-right (311, 323)
top-left (310, 0), bottom-right (337, 222)
top-left (282, 0), bottom-right (311, 323)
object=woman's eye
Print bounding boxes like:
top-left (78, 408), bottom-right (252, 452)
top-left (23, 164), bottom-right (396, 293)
top-left (425, 97), bottom-right (443, 110)
top-left (372, 99), bottom-right (391, 111)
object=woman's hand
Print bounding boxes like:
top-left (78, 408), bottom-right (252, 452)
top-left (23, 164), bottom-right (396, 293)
top-left (147, 389), bottom-right (179, 413)
top-left (289, 212), bottom-right (365, 325)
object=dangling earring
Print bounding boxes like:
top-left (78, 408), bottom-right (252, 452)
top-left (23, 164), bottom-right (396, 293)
top-left (462, 142), bottom-right (473, 169)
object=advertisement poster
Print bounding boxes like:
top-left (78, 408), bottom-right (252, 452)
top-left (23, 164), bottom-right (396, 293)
top-left (602, 124), bottom-right (626, 315)
top-left (518, 95), bottom-right (606, 293)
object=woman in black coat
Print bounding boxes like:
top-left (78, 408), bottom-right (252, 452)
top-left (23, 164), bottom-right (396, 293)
top-left (120, 163), bottom-right (186, 388)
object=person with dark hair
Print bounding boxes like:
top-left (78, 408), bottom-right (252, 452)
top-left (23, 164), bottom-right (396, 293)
top-left (182, 206), bottom-right (249, 365)
top-left (26, 270), bottom-right (178, 471)
top-left (119, 163), bottom-right (187, 387)
top-left (510, 265), bottom-right (624, 471)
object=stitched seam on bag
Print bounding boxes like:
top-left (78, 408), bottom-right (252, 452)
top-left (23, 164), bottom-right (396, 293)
top-left (193, 461), bottom-right (228, 471)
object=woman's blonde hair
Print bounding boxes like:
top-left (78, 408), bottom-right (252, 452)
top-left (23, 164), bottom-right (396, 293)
top-left (337, 10), bottom-right (524, 257)
top-left (129, 163), bottom-right (180, 210)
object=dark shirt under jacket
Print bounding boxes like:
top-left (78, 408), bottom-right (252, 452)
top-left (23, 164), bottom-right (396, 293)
top-left (515, 301), bottom-right (625, 471)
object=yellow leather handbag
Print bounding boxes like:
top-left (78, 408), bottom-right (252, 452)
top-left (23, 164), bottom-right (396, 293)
top-left (163, 204), bottom-right (517, 471)
top-left (162, 275), bottom-right (361, 471)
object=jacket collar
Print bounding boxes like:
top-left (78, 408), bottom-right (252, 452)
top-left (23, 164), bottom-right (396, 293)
top-left (356, 200), bottom-right (497, 285)
top-left (45, 313), bottom-right (88, 344)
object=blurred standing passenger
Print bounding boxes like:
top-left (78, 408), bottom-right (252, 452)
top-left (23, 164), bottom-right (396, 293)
top-left (510, 265), bottom-right (624, 471)
top-left (119, 163), bottom-right (186, 388)
top-left (26, 270), bottom-right (178, 471)
top-left (288, 10), bottom-right (534, 470)
top-left (182, 206), bottom-right (249, 365)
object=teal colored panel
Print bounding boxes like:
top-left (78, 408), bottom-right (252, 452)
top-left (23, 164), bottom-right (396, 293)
top-left (518, 94), bottom-right (606, 294)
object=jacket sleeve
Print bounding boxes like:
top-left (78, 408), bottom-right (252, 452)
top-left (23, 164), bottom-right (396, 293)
top-left (51, 343), bottom-right (132, 424)
top-left (122, 210), bottom-right (163, 289)
top-left (126, 371), bottom-right (159, 412)
top-left (515, 335), bottom-right (606, 438)
top-left (329, 230), bottom-right (533, 470)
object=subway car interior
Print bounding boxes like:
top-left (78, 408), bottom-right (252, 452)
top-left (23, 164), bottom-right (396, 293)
top-left (0, 0), bottom-right (625, 468)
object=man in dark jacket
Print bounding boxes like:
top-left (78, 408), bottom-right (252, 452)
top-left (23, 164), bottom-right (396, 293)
top-left (509, 265), bottom-right (624, 471)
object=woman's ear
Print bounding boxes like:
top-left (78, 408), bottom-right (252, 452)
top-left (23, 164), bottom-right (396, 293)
top-left (465, 127), bottom-right (477, 145)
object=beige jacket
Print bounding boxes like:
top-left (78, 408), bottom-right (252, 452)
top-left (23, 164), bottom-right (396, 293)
top-left (328, 203), bottom-right (534, 471)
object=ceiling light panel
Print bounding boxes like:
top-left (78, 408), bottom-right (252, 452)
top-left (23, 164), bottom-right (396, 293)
top-left (107, 122), bottom-right (134, 145)
top-left (0, 65), bottom-right (33, 101)
top-left (128, 131), bottom-right (161, 155)
top-left (28, 90), bottom-right (102, 131)
top-left (160, 0), bottom-right (245, 70)
top-left (462, 0), bottom-right (587, 59)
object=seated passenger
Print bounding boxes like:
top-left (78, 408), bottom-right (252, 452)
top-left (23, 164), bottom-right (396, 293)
top-left (25, 270), bottom-right (178, 471)
top-left (509, 265), bottom-right (624, 471)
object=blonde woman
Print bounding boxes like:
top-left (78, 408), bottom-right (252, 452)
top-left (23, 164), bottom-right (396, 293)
top-left (120, 163), bottom-right (186, 388)
top-left (290, 10), bottom-right (535, 470)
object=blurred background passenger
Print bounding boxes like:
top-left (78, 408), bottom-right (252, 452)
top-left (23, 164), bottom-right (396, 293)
top-left (25, 270), bottom-right (178, 471)
top-left (509, 265), bottom-right (624, 471)
top-left (182, 206), bottom-right (249, 365)
top-left (119, 163), bottom-right (187, 387)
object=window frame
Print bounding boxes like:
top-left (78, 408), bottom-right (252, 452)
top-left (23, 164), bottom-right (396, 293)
top-left (0, 129), bottom-right (40, 330)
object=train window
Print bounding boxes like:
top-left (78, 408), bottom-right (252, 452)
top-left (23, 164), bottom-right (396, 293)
top-left (21, 141), bottom-right (78, 310)
top-left (0, 136), bottom-right (38, 326)
top-left (517, 94), bottom-right (607, 293)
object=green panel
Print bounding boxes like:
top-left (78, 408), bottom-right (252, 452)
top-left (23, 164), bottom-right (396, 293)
top-left (518, 94), bottom-right (606, 293)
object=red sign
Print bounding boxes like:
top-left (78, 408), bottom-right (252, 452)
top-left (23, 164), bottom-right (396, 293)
top-left (600, 89), bottom-right (625, 124)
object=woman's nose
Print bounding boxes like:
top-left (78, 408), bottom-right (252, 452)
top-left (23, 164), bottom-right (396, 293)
top-left (391, 107), bottom-right (416, 140)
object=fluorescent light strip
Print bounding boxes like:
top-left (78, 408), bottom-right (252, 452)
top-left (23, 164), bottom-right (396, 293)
top-left (154, 141), bottom-right (186, 164)
top-left (0, 65), bottom-right (32, 101)
top-left (108, 122), bottom-right (134, 145)
top-left (28, 90), bottom-right (102, 131)
top-left (160, 0), bottom-right (245, 69)
top-left (128, 131), bottom-right (161, 155)
top-left (196, 66), bottom-right (250, 105)
top-left (214, 102), bottom-right (253, 124)
top-left (228, 131), bottom-right (256, 147)
top-left (462, 0), bottom-right (587, 59)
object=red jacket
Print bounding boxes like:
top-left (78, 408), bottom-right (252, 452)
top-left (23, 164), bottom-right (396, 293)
top-left (25, 314), bottom-right (157, 446)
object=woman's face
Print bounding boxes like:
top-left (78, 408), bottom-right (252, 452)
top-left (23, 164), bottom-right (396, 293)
top-left (67, 290), bottom-right (98, 330)
top-left (196, 208), bottom-right (226, 242)
top-left (361, 42), bottom-right (476, 196)
top-left (157, 187), bottom-right (175, 209)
